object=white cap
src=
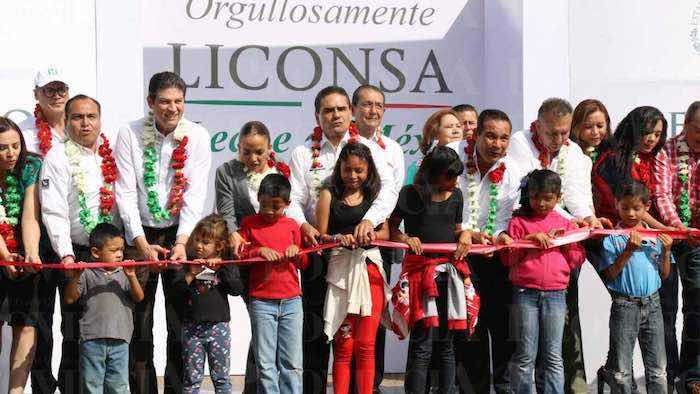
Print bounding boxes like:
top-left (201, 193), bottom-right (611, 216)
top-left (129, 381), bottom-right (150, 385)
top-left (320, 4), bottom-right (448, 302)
top-left (34, 66), bottom-right (67, 88)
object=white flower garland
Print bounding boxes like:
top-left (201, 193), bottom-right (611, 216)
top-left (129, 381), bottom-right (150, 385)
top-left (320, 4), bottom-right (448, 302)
top-left (465, 173), bottom-right (480, 231)
top-left (555, 143), bottom-right (569, 207)
top-left (0, 196), bottom-right (8, 225)
top-left (242, 161), bottom-right (277, 193)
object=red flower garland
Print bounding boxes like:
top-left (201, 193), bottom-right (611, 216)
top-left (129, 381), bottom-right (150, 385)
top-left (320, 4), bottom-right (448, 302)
top-left (464, 135), bottom-right (506, 182)
top-left (375, 128), bottom-right (386, 150)
top-left (530, 121), bottom-right (569, 168)
top-left (97, 134), bottom-right (118, 215)
top-left (168, 136), bottom-right (189, 216)
top-left (267, 152), bottom-right (291, 179)
top-left (631, 152), bottom-right (653, 192)
top-left (310, 123), bottom-right (359, 170)
top-left (0, 223), bottom-right (17, 253)
top-left (489, 163), bottom-right (506, 183)
top-left (34, 104), bottom-right (53, 156)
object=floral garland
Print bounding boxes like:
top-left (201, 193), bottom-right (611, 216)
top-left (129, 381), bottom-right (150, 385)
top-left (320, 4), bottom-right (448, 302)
top-left (374, 128), bottom-right (386, 149)
top-left (34, 104), bottom-right (53, 156)
top-left (142, 111), bottom-right (189, 222)
top-left (585, 146), bottom-right (599, 163)
top-left (242, 151), bottom-right (290, 192)
top-left (65, 134), bottom-right (117, 234)
top-left (631, 153), bottom-right (653, 191)
top-left (531, 122), bottom-right (568, 206)
top-left (678, 139), bottom-right (692, 226)
top-left (463, 137), bottom-right (506, 235)
top-left (309, 123), bottom-right (359, 197)
top-left (0, 171), bottom-right (21, 253)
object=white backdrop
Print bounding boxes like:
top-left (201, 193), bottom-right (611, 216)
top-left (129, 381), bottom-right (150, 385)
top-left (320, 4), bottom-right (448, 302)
top-left (1, 0), bottom-right (697, 390)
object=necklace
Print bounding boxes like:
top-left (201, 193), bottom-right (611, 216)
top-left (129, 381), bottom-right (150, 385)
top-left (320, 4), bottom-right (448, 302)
top-left (463, 138), bottom-right (506, 235)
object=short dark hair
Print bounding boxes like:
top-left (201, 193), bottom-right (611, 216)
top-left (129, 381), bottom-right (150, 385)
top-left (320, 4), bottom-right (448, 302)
top-left (685, 101), bottom-right (700, 125)
top-left (351, 85), bottom-right (385, 107)
top-left (514, 169), bottom-right (562, 218)
top-left (258, 174), bottom-right (291, 202)
top-left (614, 179), bottom-right (650, 204)
top-left (64, 94), bottom-right (101, 120)
top-left (452, 104), bottom-right (477, 114)
top-left (327, 142), bottom-right (381, 203)
top-left (537, 98), bottom-right (573, 121)
top-left (476, 109), bottom-right (511, 136)
top-left (239, 121), bottom-right (271, 143)
top-left (89, 223), bottom-right (124, 250)
top-left (314, 86), bottom-right (350, 114)
top-left (148, 71), bottom-right (187, 101)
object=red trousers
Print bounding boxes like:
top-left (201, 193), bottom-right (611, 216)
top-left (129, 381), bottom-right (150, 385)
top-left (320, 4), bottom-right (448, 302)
top-left (332, 263), bottom-right (385, 394)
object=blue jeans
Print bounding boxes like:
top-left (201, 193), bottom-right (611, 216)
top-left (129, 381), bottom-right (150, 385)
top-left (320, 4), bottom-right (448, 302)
top-left (80, 338), bottom-right (130, 394)
top-left (510, 287), bottom-right (566, 394)
top-left (605, 291), bottom-right (667, 393)
top-left (678, 243), bottom-right (700, 383)
top-left (182, 321), bottom-right (231, 394)
top-left (250, 296), bottom-right (303, 394)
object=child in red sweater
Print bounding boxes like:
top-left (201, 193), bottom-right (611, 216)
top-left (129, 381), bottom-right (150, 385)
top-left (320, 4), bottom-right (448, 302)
top-left (504, 169), bottom-right (585, 393)
top-left (237, 173), bottom-right (308, 394)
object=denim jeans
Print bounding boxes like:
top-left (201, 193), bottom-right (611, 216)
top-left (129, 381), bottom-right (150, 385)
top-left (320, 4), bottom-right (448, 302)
top-left (250, 296), bottom-right (304, 394)
top-left (677, 243), bottom-right (700, 383)
top-left (605, 291), bottom-right (667, 393)
top-left (510, 287), bottom-right (566, 394)
top-left (404, 274), bottom-right (455, 394)
top-left (80, 338), bottom-right (130, 394)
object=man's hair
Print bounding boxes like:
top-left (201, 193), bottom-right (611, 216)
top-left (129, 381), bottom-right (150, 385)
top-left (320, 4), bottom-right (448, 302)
top-left (685, 101), bottom-right (700, 124)
top-left (314, 86), bottom-right (350, 114)
top-left (89, 223), bottom-right (123, 250)
top-left (476, 109), bottom-right (511, 136)
top-left (351, 85), bottom-right (385, 107)
top-left (64, 94), bottom-right (101, 121)
top-left (614, 179), bottom-right (650, 204)
top-left (148, 71), bottom-right (187, 101)
top-left (537, 98), bottom-right (573, 121)
top-left (258, 174), bottom-right (291, 203)
top-left (452, 104), bottom-right (477, 114)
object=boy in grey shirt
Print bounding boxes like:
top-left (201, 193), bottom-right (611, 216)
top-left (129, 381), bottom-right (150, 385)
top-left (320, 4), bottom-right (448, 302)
top-left (64, 223), bottom-right (144, 394)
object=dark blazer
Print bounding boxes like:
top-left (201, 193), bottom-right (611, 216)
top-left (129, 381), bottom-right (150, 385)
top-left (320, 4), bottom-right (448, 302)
top-left (215, 160), bottom-right (256, 232)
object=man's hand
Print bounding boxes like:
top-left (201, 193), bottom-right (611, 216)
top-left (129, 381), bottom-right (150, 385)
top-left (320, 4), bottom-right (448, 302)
top-left (301, 223), bottom-right (320, 247)
top-left (496, 233), bottom-right (513, 245)
top-left (454, 231), bottom-right (471, 261)
top-left (472, 232), bottom-right (493, 245)
top-left (583, 215), bottom-right (612, 229)
top-left (229, 231), bottom-right (246, 257)
top-left (625, 231), bottom-right (642, 252)
top-left (338, 234), bottom-right (357, 248)
top-left (354, 220), bottom-right (376, 246)
top-left (525, 232), bottom-right (552, 249)
top-left (63, 255), bottom-right (82, 279)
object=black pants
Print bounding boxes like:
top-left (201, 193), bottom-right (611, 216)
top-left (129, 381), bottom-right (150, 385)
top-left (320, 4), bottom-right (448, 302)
top-left (30, 244), bottom-right (86, 394)
top-left (303, 252), bottom-right (331, 394)
top-left (659, 247), bottom-right (680, 386)
top-left (129, 225), bottom-right (184, 394)
top-left (457, 254), bottom-right (513, 394)
top-left (678, 243), bottom-right (700, 383)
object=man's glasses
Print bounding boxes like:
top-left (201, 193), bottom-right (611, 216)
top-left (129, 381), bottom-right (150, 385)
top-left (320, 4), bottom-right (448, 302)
top-left (41, 86), bottom-right (69, 98)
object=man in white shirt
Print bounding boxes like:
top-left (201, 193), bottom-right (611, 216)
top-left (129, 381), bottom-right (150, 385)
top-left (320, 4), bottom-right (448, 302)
top-left (40, 94), bottom-right (122, 394)
top-left (457, 109), bottom-right (521, 393)
top-left (114, 72), bottom-right (212, 394)
top-left (18, 66), bottom-right (68, 156)
top-left (350, 84), bottom-right (404, 392)
top-left (287, 86), bottom-right (398, 394)
top-left (506, 98), bottom-right (609, 392)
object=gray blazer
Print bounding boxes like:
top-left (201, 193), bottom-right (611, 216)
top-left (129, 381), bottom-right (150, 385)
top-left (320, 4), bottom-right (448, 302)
top-left (214, 160), bottom-right (256, 232)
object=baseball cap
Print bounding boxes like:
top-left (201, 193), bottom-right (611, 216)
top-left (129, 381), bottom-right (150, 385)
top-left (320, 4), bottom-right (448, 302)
top-left (34, 66), bottom-right (68, 88)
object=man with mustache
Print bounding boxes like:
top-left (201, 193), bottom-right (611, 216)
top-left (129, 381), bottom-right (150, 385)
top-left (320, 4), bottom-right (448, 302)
top-left (40, 94), bottom-right (123, 393)
top-left (287, 85), bottom-right (398, 393)
top-left (655, 101), bottom-right (700, 394)
top-left (114, 71), bottom-right (212, 394)
top-left (507, 98), bottom-right (609, 393)
top-left (457, 109), bottom-right (523, 393)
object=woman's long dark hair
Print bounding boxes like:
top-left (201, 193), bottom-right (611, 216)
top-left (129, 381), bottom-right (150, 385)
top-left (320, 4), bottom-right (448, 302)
top-left (327, 142), bottom-right (381, 203)
top-left (513, 169), bottom-right (561, 218)
top-left (0, 117), bottom-right (30, 179)
top-left (600, 106), bottom-right (667, 176)
top-left (413, 145), bottom-right (463, 204)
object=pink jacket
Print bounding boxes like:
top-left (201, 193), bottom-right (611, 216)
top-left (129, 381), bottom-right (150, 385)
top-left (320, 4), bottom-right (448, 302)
top-left (503, 211), bottom-right (586, 291)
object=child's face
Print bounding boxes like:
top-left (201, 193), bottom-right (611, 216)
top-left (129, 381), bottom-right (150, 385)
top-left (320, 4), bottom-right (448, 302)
top-left (436, 114), bottom-right (463, 146)
top-left (340, 155), bottom-right (368, 192)
top-left (258, 195), bottom-right (289, 223)
top-left (528, 191), bottom-right (560, 215)
top-left (433, 174), bottom-right (458, 192)
top-left (637, 120), bottom-right (663, 154)
top-left (192, 236), bottom-right (224, 259)
top-left (91, 237), bottom-right (125, 267)
top-left (616, 195), bottom-right (650, 227)
top-left (238, 133), bottom-right (271, 173)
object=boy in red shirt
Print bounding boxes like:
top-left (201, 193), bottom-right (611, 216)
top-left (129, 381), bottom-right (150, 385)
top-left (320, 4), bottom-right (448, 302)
top-left (237, 173), bottom-right (308, 394)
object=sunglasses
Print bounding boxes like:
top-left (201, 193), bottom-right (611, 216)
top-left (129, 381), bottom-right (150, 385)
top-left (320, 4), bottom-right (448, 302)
top-left (41, 85), bottom-right (69, 98)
